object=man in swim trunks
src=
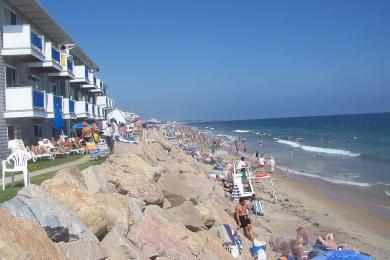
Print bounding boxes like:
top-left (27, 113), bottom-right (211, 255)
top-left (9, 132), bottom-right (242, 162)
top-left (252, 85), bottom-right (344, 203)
top-left (235, 197), bottom-right (254, 242)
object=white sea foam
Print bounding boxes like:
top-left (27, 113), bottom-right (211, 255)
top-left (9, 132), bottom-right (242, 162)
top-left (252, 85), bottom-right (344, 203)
top-left (234, 129), bottom-right (252, 133)
top-left (276, 140), bottom-right (360, 157)
top-left (277, 166), bottom-right (373, 187)
top-left (385, 190), bottom-right (390, 197)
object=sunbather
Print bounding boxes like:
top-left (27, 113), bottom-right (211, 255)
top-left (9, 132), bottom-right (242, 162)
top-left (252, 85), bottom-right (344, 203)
top-left (316, 233), bottom-right (357, 251)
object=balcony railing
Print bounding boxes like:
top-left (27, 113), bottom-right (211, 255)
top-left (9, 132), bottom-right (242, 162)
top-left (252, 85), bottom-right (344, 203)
top-left (53, 95), bottom-right (63, 111)
top-left (51, 48), bottom-right (60, 64)
top-left (69, 100), bottom-right (75, 113)
top-left (1, 24), bottom-right (45, 61)
top-left (32, 89), bottom-right (45, 109)
top-left (30, 30), bottom-right (43, 51)
top-left (67, 59), bottom-right (73, 72)
top-left (4, 87), bottom-right (48, 118)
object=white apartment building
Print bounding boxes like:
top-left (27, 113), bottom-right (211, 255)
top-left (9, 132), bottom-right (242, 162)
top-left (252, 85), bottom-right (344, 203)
top-left (0, 0), bottom-right (115, 160)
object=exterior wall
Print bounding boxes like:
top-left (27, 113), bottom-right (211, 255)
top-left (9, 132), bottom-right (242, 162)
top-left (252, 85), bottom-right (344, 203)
top-left (0, 1), bottom-right (9, 160)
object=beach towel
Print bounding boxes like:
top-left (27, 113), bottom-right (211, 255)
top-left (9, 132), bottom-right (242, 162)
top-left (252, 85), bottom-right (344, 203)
top-left (86, 142), bottom-right (97, 152)
top-left (252, 200), bottom-right (265, 216)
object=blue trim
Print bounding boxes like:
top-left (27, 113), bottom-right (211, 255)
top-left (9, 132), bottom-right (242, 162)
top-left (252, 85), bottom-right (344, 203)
top-left (31, 31), bottom-right (42, 51)
top-left (85, 68), bottom-right (89, 80)
top-left (32, 90), bottom-right (44, 109)
top-left (85, 102), bottom-right (88, 112)
top-left (52, 48), bottom-right (60, 63)
top-left (67, 60), bottom-right (73, 72)
top-left (53, 96), bottom-right (62, 111)
top-left (69, 100), bottom-right (75, 113)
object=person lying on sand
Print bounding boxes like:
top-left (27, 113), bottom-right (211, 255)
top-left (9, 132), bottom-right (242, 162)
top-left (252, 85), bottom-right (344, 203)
top-left (235, 197), bottom-right (254, 242)
top-left (316, 233), bottom-right (357, 251)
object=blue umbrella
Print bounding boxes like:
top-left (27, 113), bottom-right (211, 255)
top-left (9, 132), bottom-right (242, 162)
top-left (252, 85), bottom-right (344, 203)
top-left (52, 103), bottom-right (64, 129)
top-left (312, 250), bottom-right (373, 260)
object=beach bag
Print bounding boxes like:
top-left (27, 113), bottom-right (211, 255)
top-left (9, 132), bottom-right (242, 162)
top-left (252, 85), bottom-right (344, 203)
top-left (252, 200), bottom-right (265, 216)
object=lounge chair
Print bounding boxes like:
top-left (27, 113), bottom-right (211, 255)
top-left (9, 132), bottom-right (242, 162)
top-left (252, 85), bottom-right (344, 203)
top-left (2, 151), bottom-right (32, 190)
top-left (8, 139), bottom-right (41, 162)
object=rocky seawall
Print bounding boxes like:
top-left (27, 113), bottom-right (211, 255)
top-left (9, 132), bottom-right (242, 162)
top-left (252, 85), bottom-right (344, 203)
top-left (0, 133), bottom-right (251, 259)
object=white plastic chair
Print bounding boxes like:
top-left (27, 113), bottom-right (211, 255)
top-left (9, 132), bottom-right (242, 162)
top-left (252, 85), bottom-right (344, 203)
top-left (2, 151), bottom-right (32, 190)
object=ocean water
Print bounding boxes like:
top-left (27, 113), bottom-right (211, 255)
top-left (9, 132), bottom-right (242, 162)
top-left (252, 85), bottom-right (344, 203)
top-left (188, 113), bottom-right (390, 219)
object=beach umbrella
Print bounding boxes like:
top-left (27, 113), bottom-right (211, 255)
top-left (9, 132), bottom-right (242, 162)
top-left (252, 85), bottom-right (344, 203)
top-left (312, 250), bottom-right (373, 260)
top-left (52, 103), bottom-right (64, 138)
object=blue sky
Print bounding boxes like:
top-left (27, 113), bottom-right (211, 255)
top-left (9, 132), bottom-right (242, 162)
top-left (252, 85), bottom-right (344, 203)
top-left (41, 0), bottom-right (390, 120)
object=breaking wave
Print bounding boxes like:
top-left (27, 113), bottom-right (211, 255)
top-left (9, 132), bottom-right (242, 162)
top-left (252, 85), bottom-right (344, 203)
top-left (234, 129), bottom-right (252, 133)
top-left (277, 166), bottom-right (372, 187)
top-left (276, 140), bottom-right (360, 157)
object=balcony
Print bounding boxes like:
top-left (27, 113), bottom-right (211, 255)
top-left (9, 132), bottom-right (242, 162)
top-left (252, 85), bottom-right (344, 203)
top-left (96, 96), bottom-right (108, 108)
top-left (90, 78), bottom-right (104, 93)
top-left (4, 86), bottom-right (47, 118)
top-left (70, 65), bottom-right (90, 84)
top-left (46, 93), bottom-right (63, 118)
top-left (88, 103), bottom-right (94, 119)
top-left (29, 42), bottom-right (62, 72)
top-left (82, 71), bottom-right (96, 89)
top-left (48, 53), bottom-right (75, 79)
top-left (75, 101), bottom-right (89, 118)
top-left (62, 98), bottom-right (77, 119)
top-left (1, 24), bottom-right (45, 62)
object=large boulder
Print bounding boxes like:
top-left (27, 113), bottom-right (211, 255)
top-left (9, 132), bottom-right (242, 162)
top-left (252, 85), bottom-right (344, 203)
top-left (0, 209), bottom-right (61, 259)
top-left (101, 229), bottom-right (148, 260)
top-left (159, 171), bottom-right (213, 206)
top-left (81, 166), bottom-right (109, 193)
top-left (198, 231), bottom-right (235, 260)
top-left (166, 201), bottom-right (203, 232)
top-left (55, 240), bottom-right (107, 260)
top-left (104, 163), bottom-right (164, 206)
top-left (42, 182), bottom-right (109, 238)
top-left (108, 152), bottom-right (155, 178)
top-left (127, 205), bottom-right (205, 258)
top-left (197, 204), bottom-right (216, 229)
top-left (0, 185), bottom-right (97, 242)
top-left (93, 193), bottom-right (145, 232)
top-left (41, 166), bottom-right (87, 190)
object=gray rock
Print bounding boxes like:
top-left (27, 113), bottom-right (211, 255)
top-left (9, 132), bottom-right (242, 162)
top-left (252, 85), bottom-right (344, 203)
top-left (0, 184), bottom-right (97, 242)
top-left (82, 165), bottom-right (109, 193)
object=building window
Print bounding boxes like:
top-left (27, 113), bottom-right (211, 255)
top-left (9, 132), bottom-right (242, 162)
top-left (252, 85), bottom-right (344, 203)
top-left (7, 125), bottom-right (21, 140)
top-left (33, 125), bottom-right (44, 140)
top-left (5, 66), bottom-right (17, 87)
top-left (3, 7), bottom-right (16, 25)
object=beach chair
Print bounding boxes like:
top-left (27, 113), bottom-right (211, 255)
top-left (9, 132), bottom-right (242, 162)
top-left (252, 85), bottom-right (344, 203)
top-left (8, 139), bottom-right (42, 162)
top-left (2, 151), bottom-right (32, 190)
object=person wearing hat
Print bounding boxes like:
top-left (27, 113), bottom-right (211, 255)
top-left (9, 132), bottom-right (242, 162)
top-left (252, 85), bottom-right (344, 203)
top-left (268, 156), bottom-right (276, 173)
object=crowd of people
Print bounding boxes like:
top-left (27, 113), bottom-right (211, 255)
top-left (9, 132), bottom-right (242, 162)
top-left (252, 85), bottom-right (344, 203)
top-left (163, 124), bottom-right (367, 260)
